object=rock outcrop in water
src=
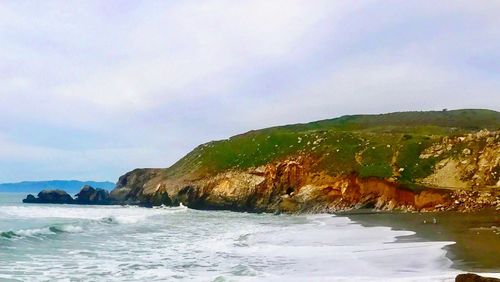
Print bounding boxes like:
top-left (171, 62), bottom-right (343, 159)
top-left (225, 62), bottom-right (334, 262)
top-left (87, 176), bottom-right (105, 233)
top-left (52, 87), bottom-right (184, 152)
top-left (109, 110), bottom-right (500, 213)
top-left (74, 185), bottom-right (111, 205)
top-left (23, 185), bottom-right (112, 205)
top-left (23, 189), bottom-right (74, 204)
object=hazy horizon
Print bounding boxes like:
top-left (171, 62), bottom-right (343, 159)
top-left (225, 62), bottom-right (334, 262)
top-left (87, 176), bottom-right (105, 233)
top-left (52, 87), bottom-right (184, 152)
top-left (1, 1), bottom-right (499, 182)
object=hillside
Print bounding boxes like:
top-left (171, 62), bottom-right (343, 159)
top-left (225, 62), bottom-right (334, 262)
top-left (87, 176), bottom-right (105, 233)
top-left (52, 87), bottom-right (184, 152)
top-left (111, 109), bottom-right (500, 212)
top-left (0, 180), bottom-right (115, 193)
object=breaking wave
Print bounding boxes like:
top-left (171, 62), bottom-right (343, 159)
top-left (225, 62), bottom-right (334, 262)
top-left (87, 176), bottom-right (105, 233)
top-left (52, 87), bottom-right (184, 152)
top-left (1, 224), bottom-right (83, 240)
top-left (0, 204), bottom-right (187, 222)
top-left (0, 205), bottom-right (188, 241)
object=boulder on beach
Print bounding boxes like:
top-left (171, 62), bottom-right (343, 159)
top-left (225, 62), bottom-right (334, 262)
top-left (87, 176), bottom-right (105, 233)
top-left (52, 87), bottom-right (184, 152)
top-left (456, 273), bottom-right (500, 282)
top-left (23, 189), bottom-right (74, 204)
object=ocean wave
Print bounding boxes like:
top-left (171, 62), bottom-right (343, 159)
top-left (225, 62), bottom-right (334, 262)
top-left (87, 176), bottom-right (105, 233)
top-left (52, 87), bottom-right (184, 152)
top-left (0, 224), bottom-right (88, 239)
top-left (0, 205), bottom-right (190, 241)
top-left (1, 227), bottom-right (55, 239)
top-left (0, 204), bottom-right (188, 222)
top-left (1, 224), bottom-right (85, 240)
top-left (0, 231), bottom-right (19, 239)
top-left (49, 224), bottom-right (84, 234)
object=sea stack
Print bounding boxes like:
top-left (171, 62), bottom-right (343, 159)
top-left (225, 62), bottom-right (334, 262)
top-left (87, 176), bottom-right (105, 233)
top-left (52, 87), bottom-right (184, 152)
top-left (23, 189), bottom-right (74, 204)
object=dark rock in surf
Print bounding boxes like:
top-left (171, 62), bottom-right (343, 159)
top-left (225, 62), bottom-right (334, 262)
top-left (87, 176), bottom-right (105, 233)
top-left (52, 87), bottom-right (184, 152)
top-left (139, 190), bottom-right (173, 208)
top-left (23, 189), bottom-right (74, 204)
top-left (23, 194), bottom-right (37, 203)
top-left (74, 185), bottom-right (111, 205)
top-left (23, 186), bottom-right (113, 205)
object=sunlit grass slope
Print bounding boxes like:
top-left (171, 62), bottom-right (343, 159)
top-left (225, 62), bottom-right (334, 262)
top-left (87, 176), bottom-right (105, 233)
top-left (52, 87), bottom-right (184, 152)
top-left (165, 109), bottom-right (500, 187)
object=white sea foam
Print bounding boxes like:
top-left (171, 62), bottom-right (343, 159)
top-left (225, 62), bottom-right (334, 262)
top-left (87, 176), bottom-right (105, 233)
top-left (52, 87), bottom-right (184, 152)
top-left (15, 227), bottom-right (55, 237)
top-left (55, 224), bottom-right (84, 233)
top-left (0, 204), bottom-right (187, 224)
top-left (0, 202), bottom-right (498, 282)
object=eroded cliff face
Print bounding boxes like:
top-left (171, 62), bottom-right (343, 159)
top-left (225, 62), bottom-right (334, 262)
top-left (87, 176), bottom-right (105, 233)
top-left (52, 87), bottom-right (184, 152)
top-left (109, 168), bottom-right (163, 204)
top-left (420, 130), bottom-right (500, 189)
top-left (110, 131), bottom-right (500, 213)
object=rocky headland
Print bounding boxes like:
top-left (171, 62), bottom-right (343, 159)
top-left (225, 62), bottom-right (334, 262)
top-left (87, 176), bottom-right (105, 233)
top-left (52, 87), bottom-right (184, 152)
top-left (23, 110), bottom-right (500, 213)
top-left (108, 109), bottom-right (500, 213)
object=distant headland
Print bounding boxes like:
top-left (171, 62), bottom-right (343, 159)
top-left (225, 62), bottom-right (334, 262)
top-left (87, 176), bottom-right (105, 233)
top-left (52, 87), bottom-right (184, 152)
top-left (0, 180), bottom-right (115, 193)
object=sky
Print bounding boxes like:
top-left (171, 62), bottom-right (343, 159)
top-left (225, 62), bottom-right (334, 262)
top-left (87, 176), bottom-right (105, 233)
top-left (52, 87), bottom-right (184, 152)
top-left (0, 1), bottom-right (499, 183)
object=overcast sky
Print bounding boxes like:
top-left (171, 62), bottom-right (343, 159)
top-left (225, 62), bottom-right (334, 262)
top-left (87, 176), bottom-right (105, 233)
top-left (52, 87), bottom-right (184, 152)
top-left (0, 1), bottom-right (499, 183)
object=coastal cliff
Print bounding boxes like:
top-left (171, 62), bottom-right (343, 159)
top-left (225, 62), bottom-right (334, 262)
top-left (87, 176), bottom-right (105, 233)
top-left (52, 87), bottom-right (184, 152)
top-left (111, 109), bottom-right (500, 213)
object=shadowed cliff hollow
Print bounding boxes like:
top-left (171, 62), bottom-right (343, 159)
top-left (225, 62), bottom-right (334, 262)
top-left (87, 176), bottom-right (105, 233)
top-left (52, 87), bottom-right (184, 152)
top-left (111, 109), bottom-right (500, 213)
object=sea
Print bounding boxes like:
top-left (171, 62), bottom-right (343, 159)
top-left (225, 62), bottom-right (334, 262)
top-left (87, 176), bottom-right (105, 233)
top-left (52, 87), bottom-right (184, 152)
top-left (0, 192), bottom-right (498, 281)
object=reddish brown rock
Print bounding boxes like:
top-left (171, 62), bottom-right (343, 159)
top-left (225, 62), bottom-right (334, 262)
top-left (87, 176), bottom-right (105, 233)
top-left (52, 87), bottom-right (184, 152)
top-left (110, 156), bottom-right (499, 213)
top-left (456, 273), bottom-right (500, 282)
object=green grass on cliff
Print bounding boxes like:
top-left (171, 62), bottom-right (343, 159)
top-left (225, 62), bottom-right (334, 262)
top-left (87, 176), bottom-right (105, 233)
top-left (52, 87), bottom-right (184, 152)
top-left (165, 109), bottom-right (500, 187)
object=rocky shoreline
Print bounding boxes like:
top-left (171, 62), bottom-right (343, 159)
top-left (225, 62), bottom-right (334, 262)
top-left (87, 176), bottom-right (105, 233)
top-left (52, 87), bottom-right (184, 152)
top-left (105, 164), bottom-right (499, 214)
top-left (22, 164), bottom-right (500, 213)
top-left (23, 153), bottom-right (500, 213)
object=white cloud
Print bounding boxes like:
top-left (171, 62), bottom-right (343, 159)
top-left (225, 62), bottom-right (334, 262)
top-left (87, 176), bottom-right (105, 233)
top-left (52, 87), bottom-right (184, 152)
top-left (0, 1), bottom-right (499, 182)
top-left (54, 0), bottom-right (354, 110)
top-left (1, 0), bottom-right (358, 130)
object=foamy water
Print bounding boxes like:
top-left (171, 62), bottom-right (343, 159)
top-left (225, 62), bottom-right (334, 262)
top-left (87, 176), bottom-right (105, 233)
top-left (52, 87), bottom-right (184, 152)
top-left (0, 193), bottom-right (495, 281)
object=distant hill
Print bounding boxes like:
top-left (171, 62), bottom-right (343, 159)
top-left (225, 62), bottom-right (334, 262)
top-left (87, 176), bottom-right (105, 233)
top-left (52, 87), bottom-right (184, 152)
top-left (0, 180), bottom-right (116, 193)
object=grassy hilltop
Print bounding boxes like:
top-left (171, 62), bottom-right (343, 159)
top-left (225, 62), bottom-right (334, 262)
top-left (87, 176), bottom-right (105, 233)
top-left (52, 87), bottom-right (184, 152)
top-left (165, 109), bottom-right (500, 190)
